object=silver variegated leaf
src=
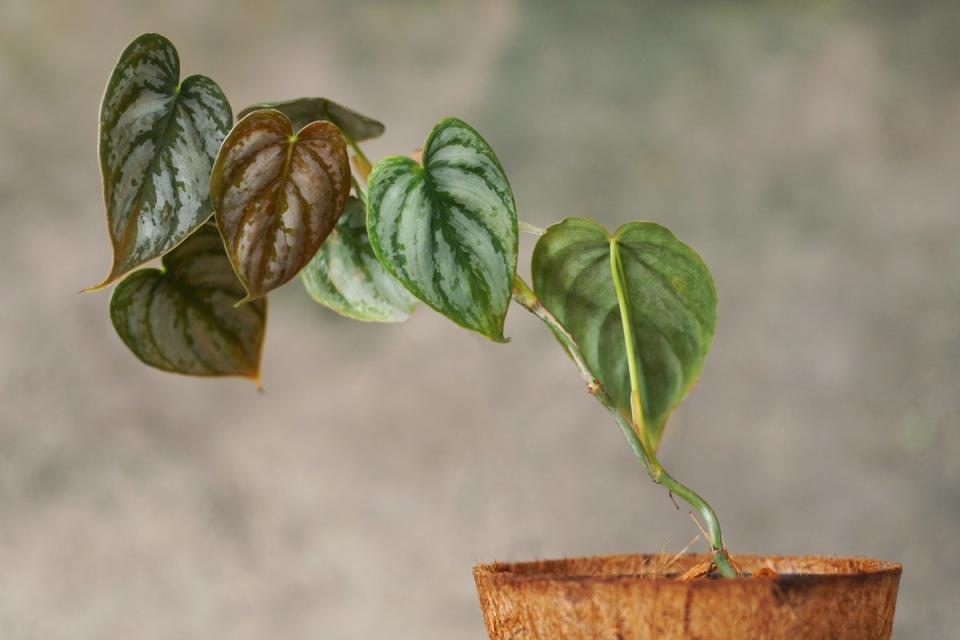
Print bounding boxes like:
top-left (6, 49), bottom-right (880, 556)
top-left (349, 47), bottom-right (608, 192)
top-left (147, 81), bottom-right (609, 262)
top-left (92, 33), bottom-right (232, 288)
top-left (211, 109), bottom-right (352, 302)
top-left (110, 224), bottom-right (266, 380)
top-left (237, 97), bottom-right (384, 142)
top-left (366, 117), bottom-right (517, 341)
top-left (532, 218), bottom-right (717, 449)
top-left (301, 196), bottom-right (415, 322)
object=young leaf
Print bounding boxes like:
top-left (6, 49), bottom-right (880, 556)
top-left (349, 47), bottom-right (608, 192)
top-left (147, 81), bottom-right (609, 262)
top-left (92, 33), bottom-right (232, 289)
top-left (211, 109), bottom-right (352, 302)
top-left (531, 218), bottom-right (717, 448)
top-left (237, 97), bottom-right (385, 142)
top-left (110, 224), bottom-right (266, 380)
top-left (366, 118), bottom-right (518, 341)
top-left (301, 196), bottom-right (416, 322)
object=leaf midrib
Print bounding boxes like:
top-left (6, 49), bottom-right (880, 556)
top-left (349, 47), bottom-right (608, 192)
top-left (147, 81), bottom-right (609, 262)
top-left (114, 83), bottom-right (186, 268)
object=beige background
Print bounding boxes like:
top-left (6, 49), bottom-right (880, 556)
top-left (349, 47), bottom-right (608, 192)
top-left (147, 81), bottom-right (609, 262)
top-left (2, 1), bottom-right (958, 637)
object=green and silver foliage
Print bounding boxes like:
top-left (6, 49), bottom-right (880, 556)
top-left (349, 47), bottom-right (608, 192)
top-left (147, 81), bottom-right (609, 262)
top-left (210, 109), bottom-right (352, 302)
top-left (301, 197), bottom-right (416, 322)
top-left (532, 218), bottom-right (717, 449)
top-left (238, 97), bottom-right (385, 142)
top-left (94, 33), bottom-right (232, 288)
top-left (110, 224), bottom-right (266, 380)
top-left (366, 118), bottom-right (518, 342)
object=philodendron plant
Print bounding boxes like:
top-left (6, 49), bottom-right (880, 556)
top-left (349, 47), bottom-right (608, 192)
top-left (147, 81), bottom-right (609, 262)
top-left (88, 34), bottom-right (738, 578)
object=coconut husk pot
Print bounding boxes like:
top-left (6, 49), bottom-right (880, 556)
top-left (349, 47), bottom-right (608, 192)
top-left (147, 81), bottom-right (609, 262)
top-left (473, 553), bottom-right (901, 640)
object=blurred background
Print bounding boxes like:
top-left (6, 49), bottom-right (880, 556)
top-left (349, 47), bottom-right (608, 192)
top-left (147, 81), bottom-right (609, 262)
top-left (2, 0), bottom-right (958, 637)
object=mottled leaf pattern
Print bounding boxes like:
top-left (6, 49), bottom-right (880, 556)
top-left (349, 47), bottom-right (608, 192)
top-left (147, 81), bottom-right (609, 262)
top-left (211, 109), bottom-right (352, 302)
top-left (532, 218), bottom-right (717, 448)
top-left (110, 224), bottom-right (266, 379)
top-left (238, 97), bottom-right (384, 142)
top-left (93, 33), bottom-right (232, 288)
top-left (366, 118), bottom-right (517, 341)
top-left (301, 197), bottom-right (415, 322)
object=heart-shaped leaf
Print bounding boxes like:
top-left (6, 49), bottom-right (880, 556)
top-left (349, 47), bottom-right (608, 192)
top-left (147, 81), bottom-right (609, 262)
top-left (238, 97), bottom-right (384, 142)
top-left (92, 33), bottom-right (232, 289)
top-left (110, 224), bottom-right (266, 380)
top-left (211, 109), bottom-right (352, 302)
top-left (531, 218), bottom-right (717, 448)
top-left (366, 117), bottom-right (518, 341)
top-left (301, 196), bottom-right (416, 322)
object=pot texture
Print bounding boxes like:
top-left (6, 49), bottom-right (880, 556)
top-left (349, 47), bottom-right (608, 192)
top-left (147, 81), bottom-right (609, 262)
top-left (474, 553), bottom-right (901, 640)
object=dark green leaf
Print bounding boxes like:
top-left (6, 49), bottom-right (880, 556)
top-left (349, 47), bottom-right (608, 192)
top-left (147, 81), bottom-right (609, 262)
top-left (238, 97), bottom-right (384, 142)
top-left (110, 224), bottom-right (266, 380)
top-left (92, 33), bottom-right (232, 289)
top-left (210, 109), bottom-right (352, 302)
top-left (366, 118), bottom-right (517, 341)
top-left (301, 196), bottom-right (415, 322)
top-left (531, 218), bottom-right (717, 448)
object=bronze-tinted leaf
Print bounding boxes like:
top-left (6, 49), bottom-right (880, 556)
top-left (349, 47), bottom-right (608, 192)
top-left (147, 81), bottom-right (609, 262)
top-left (211, 109), bottom-right (352, 302)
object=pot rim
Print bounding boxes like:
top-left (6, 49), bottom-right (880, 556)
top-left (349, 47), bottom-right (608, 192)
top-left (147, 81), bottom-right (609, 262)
top-left (474, 553), bottom-right (902, 585)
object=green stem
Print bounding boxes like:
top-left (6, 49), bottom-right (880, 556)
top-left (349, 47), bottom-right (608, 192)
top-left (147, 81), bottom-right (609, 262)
top-left (347, 137), bottom-right (372, 181)
top-left (518, 221), bottom-right (546, 236)
top-left (512, 275), bottom-right (736, 578)
top-left (655, 467), bottom-right (737, 578)
top-left (351, 176), bottom-right (367, 203)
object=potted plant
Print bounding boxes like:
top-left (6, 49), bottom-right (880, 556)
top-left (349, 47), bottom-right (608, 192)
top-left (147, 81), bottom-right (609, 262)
top-left (87, 33), bottom-right (902, 639)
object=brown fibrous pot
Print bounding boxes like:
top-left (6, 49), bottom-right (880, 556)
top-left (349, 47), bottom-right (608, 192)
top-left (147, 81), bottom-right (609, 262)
top-left (474, 553), bottom-right (901, 640)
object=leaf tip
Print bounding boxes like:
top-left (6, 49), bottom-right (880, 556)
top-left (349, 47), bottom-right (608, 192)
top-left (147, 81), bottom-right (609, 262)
top-left (486, 329), bottom-right (511, 344)
top-left (234, 293), bottom-right (262, 308)
top-left (83, 271), bottom-right (118, 293)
